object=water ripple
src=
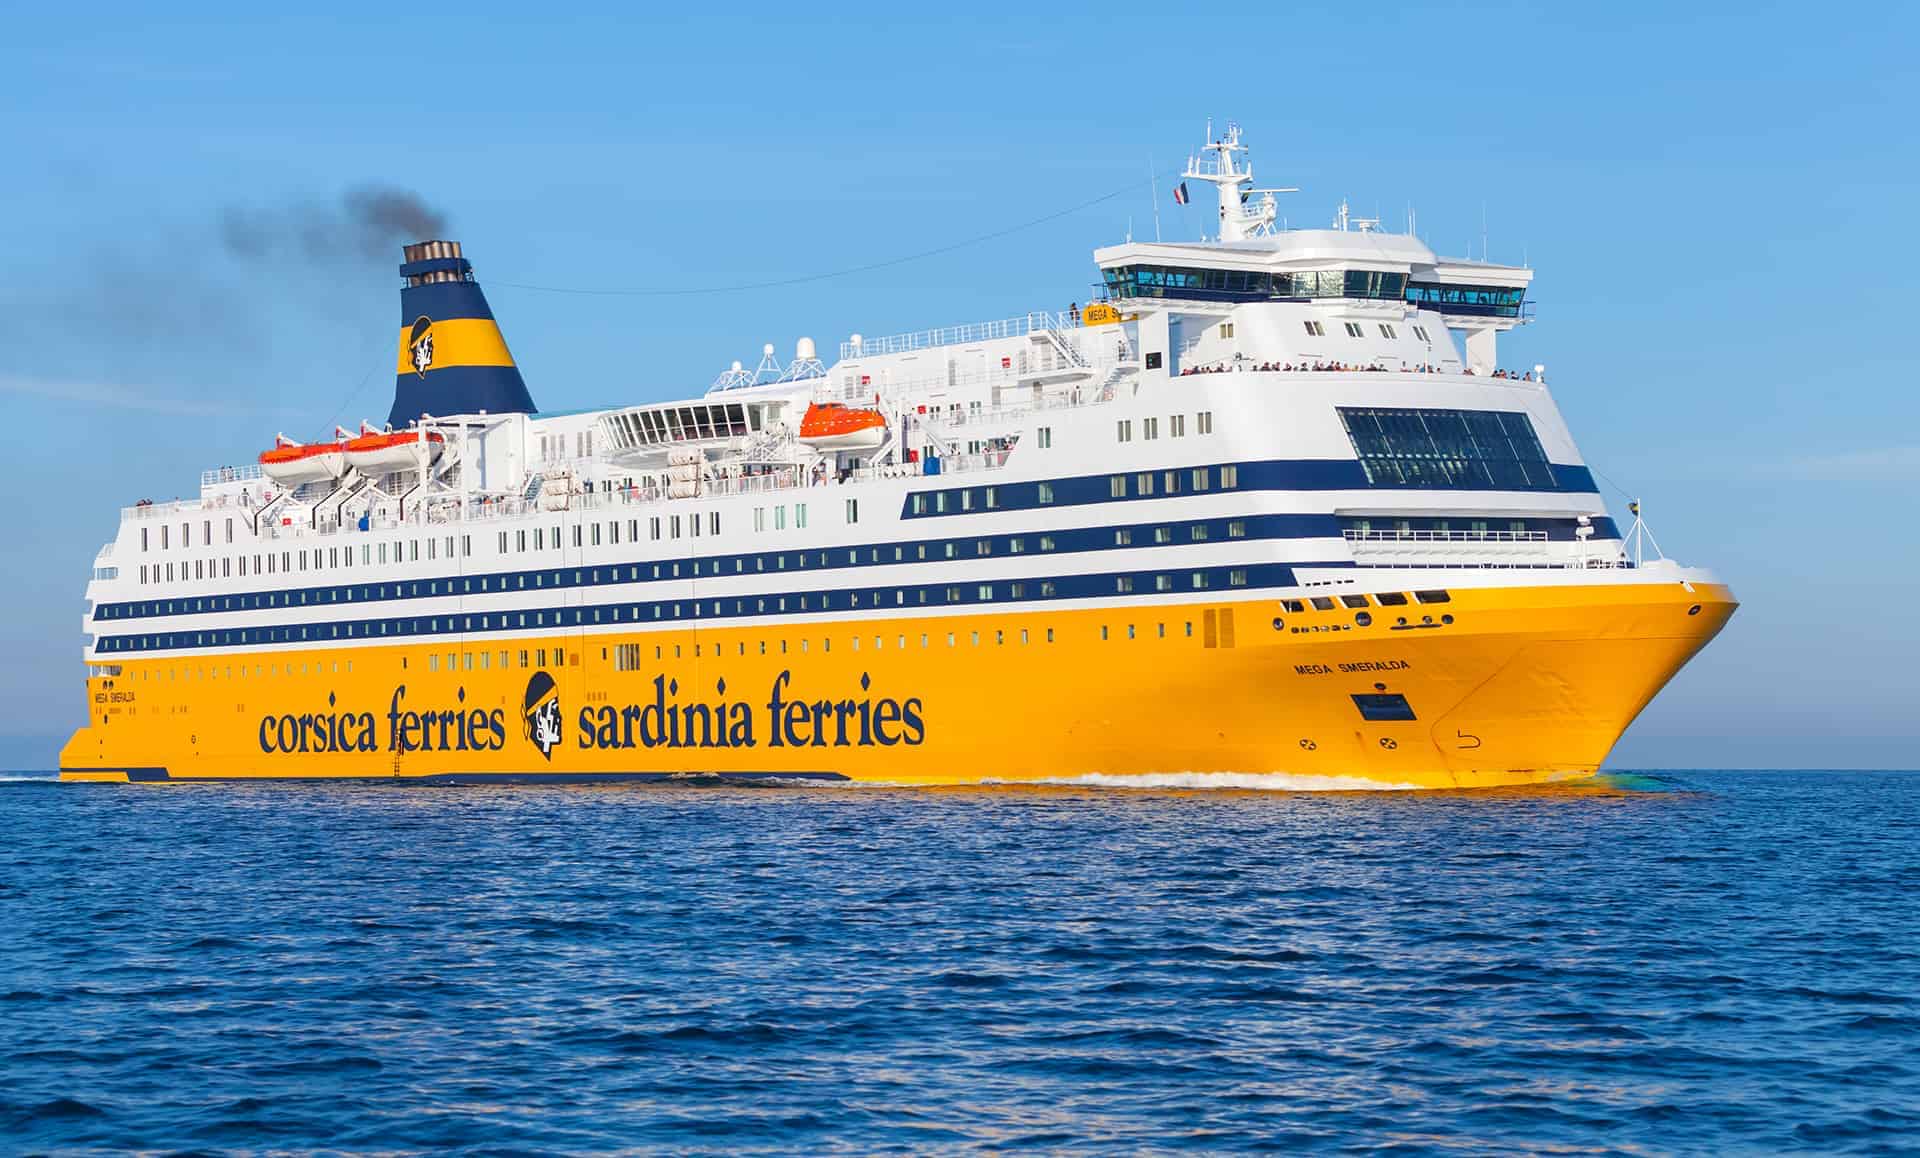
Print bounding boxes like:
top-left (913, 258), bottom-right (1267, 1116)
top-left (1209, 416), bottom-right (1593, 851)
top-left (0, 770), bottom-right (1915, 1152)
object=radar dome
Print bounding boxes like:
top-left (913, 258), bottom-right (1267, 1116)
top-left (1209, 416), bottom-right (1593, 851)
top-left (796, 337), bottom-right (817, 361)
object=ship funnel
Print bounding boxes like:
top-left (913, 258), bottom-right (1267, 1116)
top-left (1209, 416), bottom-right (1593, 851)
top-left (389, 240), bottom-right (536, 427)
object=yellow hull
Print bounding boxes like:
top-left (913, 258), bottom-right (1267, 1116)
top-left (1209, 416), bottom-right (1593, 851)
top-left (61, 580), bottom-right (1734, 790)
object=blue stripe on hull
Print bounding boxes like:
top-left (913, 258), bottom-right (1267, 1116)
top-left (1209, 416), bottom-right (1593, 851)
top-left (95, 563), bottom-right (1318, 654)
top-left (902, 461), bottom-right (1599, 517)
top-left (97, 512), bottom-right (1618, 624)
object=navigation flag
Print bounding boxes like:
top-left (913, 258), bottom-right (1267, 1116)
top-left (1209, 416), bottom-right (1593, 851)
top-left (1173, 182), bottom-right (1189, 205)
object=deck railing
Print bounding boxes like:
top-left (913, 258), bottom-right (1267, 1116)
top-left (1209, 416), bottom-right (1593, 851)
top-left (840, 310), bottom-right (1082, 360)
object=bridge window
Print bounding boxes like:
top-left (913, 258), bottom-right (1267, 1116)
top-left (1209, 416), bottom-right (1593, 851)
top-left (1406, 281), bottom-right (1526, 319)
top-left (1105, 265), bottom-right (1407, 304)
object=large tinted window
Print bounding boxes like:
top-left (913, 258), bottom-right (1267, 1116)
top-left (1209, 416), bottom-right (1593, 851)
top-left (1405, 281), bottom-right (1526, 318)
top-left (1103, 265), bottom-right (1407, 303)
top-left (1338, 407), bottom-right (1557, 490)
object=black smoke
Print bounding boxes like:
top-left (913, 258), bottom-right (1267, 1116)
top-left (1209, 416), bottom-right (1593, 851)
top-left (220, 186), bottom-right (451, 263)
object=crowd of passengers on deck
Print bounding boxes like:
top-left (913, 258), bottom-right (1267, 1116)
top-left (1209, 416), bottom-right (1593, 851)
top-left (1178, 360), bottom-right (1536, 380)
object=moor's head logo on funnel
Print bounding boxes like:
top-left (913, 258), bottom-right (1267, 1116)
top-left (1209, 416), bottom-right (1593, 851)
top-left (407, 315), bottom-right (435, 378)
top-left (522, 671), bottom-right (561, 760)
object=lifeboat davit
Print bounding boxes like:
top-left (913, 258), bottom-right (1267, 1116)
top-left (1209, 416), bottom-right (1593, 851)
top-left (346, 429), bottom-right (444, 473)
top-left (797, 402), bottom-right (887, 450)
top-left (259, 437), bottom-right (347, 485)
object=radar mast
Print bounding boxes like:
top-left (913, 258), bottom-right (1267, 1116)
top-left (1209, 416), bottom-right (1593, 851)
top-left (1182, 121), bottom-right (1297, 242)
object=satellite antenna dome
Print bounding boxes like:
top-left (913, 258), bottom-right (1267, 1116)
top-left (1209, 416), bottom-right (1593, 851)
top-left (796, 337), bottom-right (817, 361)
top-left (731, 360), bottom-right (743, 372)
top-left (763, 343), bottom-right (776, 357)
top-left (850, 333), bottom-right (863, 347)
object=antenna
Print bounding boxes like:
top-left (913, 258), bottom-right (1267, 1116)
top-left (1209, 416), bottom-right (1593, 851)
top-left (1480, 200), bottom-right (1488, 262)
top-left (1149, 156), bottom-right (1162, 242)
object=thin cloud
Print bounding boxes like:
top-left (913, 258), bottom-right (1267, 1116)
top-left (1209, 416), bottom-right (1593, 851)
top-left (0, 374), bottom-right (292, 417)
top-left (1785, 446), bottom-right (1920, 482)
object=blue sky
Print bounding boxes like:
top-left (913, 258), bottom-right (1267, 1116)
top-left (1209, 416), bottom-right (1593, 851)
top-left (1, 1), bottom-right (1914, 769)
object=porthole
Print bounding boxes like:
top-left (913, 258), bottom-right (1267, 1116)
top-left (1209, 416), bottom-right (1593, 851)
top-left (1441, 614), bottom-right (1453, 625)
top-left (1355, 612), bottom-right (1372, 627)
top-left (1688, 604), bottom-right (1702, 616)
top-left (1271, 617), bottom-right (1285, 631)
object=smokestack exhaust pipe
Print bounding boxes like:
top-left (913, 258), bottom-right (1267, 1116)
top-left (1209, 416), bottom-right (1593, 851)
top-left (388, 240), bottom-right (536, 427)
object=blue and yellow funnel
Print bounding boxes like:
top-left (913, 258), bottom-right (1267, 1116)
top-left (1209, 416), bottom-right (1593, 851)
top-left (389, 240), bottom-right (536, 426)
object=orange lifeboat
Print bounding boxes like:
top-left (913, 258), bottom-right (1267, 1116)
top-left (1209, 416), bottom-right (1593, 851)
top-left (346, 428), bottom-right (444, 473)
top-left (797, 402), bottom-right (886, 451)
top-left (259, 436), bottom-right (347, 485)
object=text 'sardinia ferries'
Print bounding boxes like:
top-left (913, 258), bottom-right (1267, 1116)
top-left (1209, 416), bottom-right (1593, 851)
top-left (61, 124), bottom-right (1735, 788)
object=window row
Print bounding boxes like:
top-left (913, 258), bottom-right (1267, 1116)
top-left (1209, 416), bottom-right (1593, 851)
top-left (905, 459), bottom-right (1243, 518)
top-left (95, 563), bottom-right (1296, 654)
top-left (102, 514), bottom-right (1286, 621)
top-left (140, 516), bottom-right (239, 553)
top-left (1116, 411), bottom-right (1212, 443)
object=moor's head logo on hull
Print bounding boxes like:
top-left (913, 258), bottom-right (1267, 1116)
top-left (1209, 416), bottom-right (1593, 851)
top-left (523, 671), bottom-right (561, 761)
top-left (408, 315), bottom-right (435, 378)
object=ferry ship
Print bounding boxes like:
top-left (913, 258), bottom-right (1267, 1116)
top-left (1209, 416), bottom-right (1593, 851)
top-left (60, 125), bottom-right (1735, 788)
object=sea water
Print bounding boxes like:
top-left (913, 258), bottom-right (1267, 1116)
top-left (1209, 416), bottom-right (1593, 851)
top-left (1, 771), bottom-right (1915, 1152)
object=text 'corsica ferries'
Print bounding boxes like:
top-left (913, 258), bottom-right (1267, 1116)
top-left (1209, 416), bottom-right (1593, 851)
top-left (61, 124), bottom-right (1735, 789)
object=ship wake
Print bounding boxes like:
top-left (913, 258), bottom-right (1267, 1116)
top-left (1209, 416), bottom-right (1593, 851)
top-left (981, 771), bottom-right (1423, 792)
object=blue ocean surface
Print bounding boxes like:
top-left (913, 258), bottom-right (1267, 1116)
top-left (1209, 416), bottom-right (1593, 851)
top-left (1, 770), bottom-right (1916, 1153)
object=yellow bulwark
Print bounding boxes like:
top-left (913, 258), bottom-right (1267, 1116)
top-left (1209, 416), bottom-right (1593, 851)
top-left (60, 580), bottom-right (1734, 789)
